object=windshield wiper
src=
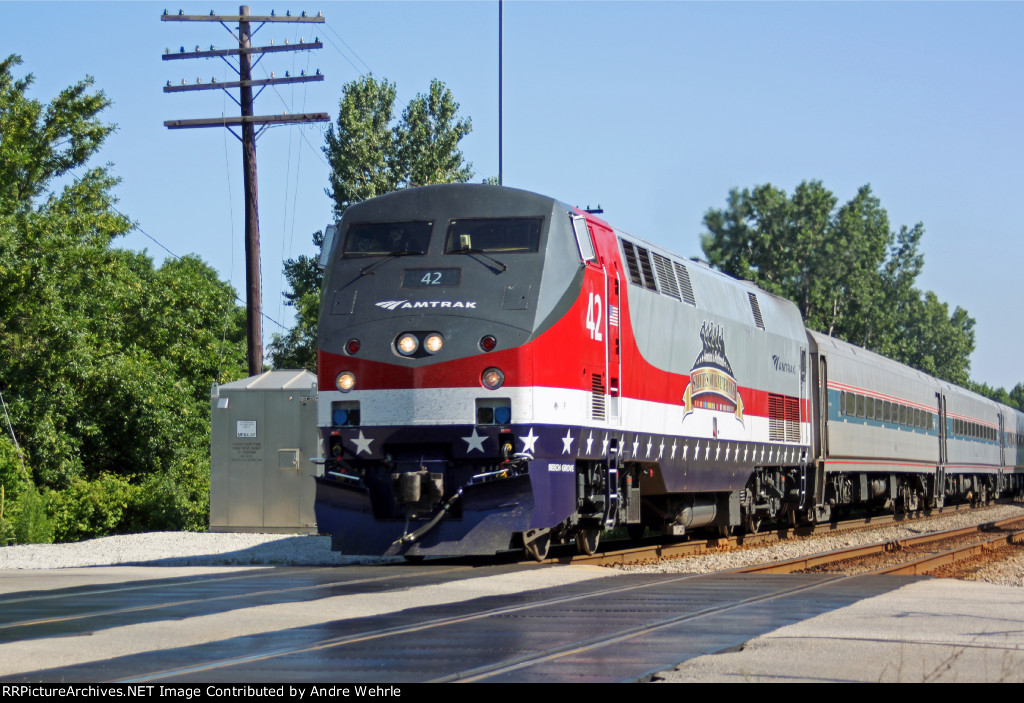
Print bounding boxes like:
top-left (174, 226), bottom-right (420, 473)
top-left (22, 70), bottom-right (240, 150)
top-left (359, 250), bottom-right (420, 277)
top-left (449, 248), bottom-right (508, 272)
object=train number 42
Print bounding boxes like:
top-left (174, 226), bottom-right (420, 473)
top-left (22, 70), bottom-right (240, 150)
top-left (586, 292), bottom-right (603, 341)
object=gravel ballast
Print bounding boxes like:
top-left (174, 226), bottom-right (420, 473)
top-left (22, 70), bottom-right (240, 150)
top-left (0, 531), bottom-right (385, 569)
top-left (616, 504), bottom-right (1024, 587)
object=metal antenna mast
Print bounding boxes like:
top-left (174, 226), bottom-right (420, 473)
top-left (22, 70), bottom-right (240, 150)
top-left (162, 5), bottom-right (329, 376)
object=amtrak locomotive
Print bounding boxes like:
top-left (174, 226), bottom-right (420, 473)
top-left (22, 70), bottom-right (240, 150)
top-left (314, 184), bottom-right (1024, 559)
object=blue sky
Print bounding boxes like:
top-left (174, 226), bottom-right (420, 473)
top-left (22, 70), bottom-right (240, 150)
top-left (3, 1), bottom-right (1022, 390)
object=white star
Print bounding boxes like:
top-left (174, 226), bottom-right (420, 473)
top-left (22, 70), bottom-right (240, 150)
top-left (645, 437), bottom-right (653, 457)
top-left (705, 444), bottom-right (711, 460)
top-left (561, 429), bottom-right (575, 455)
top-left (351, 430), bottom-right (374, 456)
top-left (602, 434), bottom-right (610, 456)
top-left (632, 436), bottom-right (640, 456)
top-left (682, 443), bottom-right (689, 461)
top-left (715, 444), bottom-right (721, 460)
top-left (461, 428), bottom-right (486, 453)
top-left (658, 440), bottom-right (665, 459)
top-left (671, 440), bottom-right (678, 459)
top-left (586, 431), bottom-right (594, 455)
top-left (724, 445), bottom-right (731, 461)
top-left (520, 428), bottom-right (540, 454)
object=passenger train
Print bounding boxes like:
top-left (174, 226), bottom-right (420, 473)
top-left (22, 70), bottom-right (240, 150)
top-left (313, 184), bottom-right (1024, 559)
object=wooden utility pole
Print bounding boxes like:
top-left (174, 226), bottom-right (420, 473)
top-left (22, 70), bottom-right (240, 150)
top-left (162, 6), bottom-right (329, 376)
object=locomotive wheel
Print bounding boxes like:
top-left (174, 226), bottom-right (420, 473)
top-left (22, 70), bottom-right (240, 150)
top-left (575, 529), bottom-right (600, 556)
top-left (744, 514), bottom-right (762, 534)
top-left (523, 531), bottom-right (551, 562)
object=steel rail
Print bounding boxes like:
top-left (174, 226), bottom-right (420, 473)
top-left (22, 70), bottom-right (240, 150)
top-left (735, 515), bottom-right (1024, 575)
top-left (555, 500), bottom-right (1017, 568)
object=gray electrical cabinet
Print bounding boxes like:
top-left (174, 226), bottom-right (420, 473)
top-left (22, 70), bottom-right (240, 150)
top-left (210, 370), bottom-right (321, 532)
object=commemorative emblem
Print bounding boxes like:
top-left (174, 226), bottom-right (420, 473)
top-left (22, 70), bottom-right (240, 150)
top-left (682, 322), bottom-right (744, 424)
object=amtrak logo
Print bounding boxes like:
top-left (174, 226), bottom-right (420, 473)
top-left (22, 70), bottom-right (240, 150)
top-left (682, 322), bottom-right (744, 424)
top-left (771, 354), bottom-right (797, 374)
top-left (375, 299), bottom-right (478, 310)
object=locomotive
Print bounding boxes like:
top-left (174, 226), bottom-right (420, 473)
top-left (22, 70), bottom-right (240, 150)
top-left (313, 184), bottom-right (1024, 559)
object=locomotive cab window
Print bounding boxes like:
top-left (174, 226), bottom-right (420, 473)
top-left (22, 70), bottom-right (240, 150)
top-left (571, 215), bottom-right (597, 263)
top-left (445, 217), bottom-right (543, 253)
top-left (342, 221), bottom-right (433, 257)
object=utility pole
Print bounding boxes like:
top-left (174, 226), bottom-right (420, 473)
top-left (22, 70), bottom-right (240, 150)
top-left (162, 6), bottom-right (329, 376)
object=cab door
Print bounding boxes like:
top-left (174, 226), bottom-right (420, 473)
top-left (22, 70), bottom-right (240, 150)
top-left (572, 214), bottom-right (619, 426)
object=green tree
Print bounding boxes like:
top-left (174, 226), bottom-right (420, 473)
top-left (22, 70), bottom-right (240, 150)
top-left (397, 79), bottom-right (473, 188)
top-left (1010, 384), bottom-right (1024, 412)
top-left (0, 55), bottom-right (247, 540)
top-left (702, 180), bottom-right (974, 384)
top-left (270, 76), bottom-right (474, 370)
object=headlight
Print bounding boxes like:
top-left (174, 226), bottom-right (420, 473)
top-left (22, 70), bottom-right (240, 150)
top-left (396, 333), bottom-right (419, 356)
top-left (481, 367), bottom-right (505, 390)
top-left (336, 371), bottom-right (356, 392)
top-left (424, 333), bottom-right (444, 354)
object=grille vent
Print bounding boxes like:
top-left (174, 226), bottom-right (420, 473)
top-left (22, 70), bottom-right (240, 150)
top-left (768, 393), bottom-right (800, 442)
top-left (748, 292), bottom-right (765, 329)
top-left (635, 246), bottom-right (658, 292)
top-left (621, 240), bottom-right (643, 286)
top-left (652, 253), bottom-right (679, 300)
top-left (674, 262), bottom-right (696, 305)
top-left (591, 374), bottom-right (606, 421)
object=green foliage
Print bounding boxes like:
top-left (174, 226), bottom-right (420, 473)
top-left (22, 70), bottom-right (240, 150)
top-left (397, 79), bottom-right (473, 188)
top-left (9, 484), bottom-right (53, 544)
top-left (1010, 384), bottom-right (1024, 413)
top-left (131, 446), bottom-right (211, 533)
top-left (0, 54), bottom-right (113, 213)
top-left (272, 76), bottom-right (474, 371)
top-left (702, 181), bottom-right (975, 385)
top-left (267, 231), bottom-right (323, 371)
top-left (0, 55), bottom-right (248, 540)
top-left (48, 474), bottom-right (136, 542)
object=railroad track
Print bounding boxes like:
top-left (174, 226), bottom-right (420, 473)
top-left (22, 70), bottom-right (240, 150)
top-left (553, 500), bottom-right (1022, 568)
top-left (738, 515), bottom-right (1024, 577)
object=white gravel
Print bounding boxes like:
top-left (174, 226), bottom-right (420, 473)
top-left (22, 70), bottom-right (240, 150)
top-left (0, 531), bottom-right (394, 569)
top-left (617, 504), bottom-right (1024, 588)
